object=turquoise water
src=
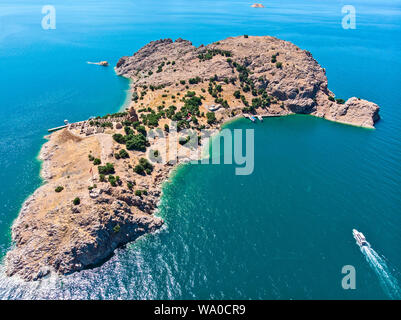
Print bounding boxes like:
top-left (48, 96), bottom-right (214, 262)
top-left (0, 0), bottom-right (401, 299)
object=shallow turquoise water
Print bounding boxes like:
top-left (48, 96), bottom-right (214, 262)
top-left (0, 0), bottom-right (400, 299)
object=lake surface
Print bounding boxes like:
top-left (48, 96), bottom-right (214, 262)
top-left (0, 0), bottom-right (400, 299)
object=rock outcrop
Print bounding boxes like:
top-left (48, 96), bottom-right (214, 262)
top-left (251, 3), bottom-right (265, 8)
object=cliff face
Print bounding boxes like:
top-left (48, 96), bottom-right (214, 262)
top-left (116, 36), bottom-right (379, 128)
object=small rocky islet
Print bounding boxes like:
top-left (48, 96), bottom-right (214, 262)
top-left (5, 35), bottom-right (380, 281)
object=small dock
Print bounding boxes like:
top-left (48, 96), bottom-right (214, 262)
top-left (259, 113), bottom-right (283, 118)
top-left (48, 125), bottom-right (67, 132)
top-left (243, 114), bottom-right (255, 122)
top-left (243, 113), bottom-right (283, 123)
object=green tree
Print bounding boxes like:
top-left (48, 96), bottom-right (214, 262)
top-left (206, 112), bottom-right (216, 125)
top-left (112, 133), bottom-right (126, 144)
top-left (126, 134), bottom-right (147, 152)
top-left (118, 149), bottom-right (129, 159)
top-left (98, 163), bottom-right (115, 175)
top-left (133, 164), bottom-right (145, 175)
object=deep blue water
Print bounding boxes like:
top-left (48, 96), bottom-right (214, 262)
top-left (0, 0), bottom-right (400, 299)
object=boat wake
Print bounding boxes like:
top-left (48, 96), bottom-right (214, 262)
top-left (359, 242), bottom-right (401, 299)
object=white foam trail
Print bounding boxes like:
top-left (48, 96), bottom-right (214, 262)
top-left (360, 245), bottom-right (401, 299)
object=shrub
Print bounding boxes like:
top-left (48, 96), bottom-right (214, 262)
top-left (55, 186), bottom-right (64, 193)
top-left (98, 163), bottom-right (115, 175)
top-left (276, 62), bottom-right (283, 69)
top-left (93, 158), bottom-right (101, 165)
top-left (179, 136), bottom-right (190, 145)
top-left (244, 34), bottom-right (249, 38)
top-left (127, 181), bottom-right (134, 190)
top-left (133, 164), bottom-right (145, 175)
top-left (149, 149), bottom-right (161, 162)
top-left (113, 224), bottom-right (121, 233)
top-left (137, 125), bottom-right (147, 136)
top-left (108, 175), bottom-right (119, 187)
top-left (164, 124), bottom-right (169, 132)
top-left (99, 174), bottom-right (106, 182)
top-left (88, 154), bottom-right (95, 161)
top-left (124, 126), bottom-right (134, 135)
top-left (336, 98), bottom-right (345, 104)
top-left (328, 96), bottom-right (335, 102)
top-left (101, 122), bottom-right (113, 129)
top-left (112, 133), bottom-right (126, 144)
top-left (241, 95), bottom-right (249, 106)
top-left (198, 49), bottom-right (232, 61)
top-left (73, 197), bottom-right (80, 205)
top-left (126, 134), bottom-right (147, 152)
top-left (206, 112), bottom-right (216, 125)
top-left (139, 158), bottom-right (154, 173)
top-left (118, 149), bottom-right (129, 159)
top-left (233, 90), bottom-right (241, 99)
top-left (188, 77), bottom-right (201, 85)
top-left (135, 190), bottom-right (142, 197)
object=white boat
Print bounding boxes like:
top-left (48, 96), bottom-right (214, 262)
top-left (352, 229), bottom-right (370, 247)
top-left (257, 115), bottom-right (263, 122)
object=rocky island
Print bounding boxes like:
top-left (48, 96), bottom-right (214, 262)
top-left (5, 36), bottom-right (380, 281)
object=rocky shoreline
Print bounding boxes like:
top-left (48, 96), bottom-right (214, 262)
top-left (5, 35), bottom-right (380, 281)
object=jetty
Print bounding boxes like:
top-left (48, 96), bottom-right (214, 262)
top-left (243, 113), bottom-right (282, 123)
top-left (48, 125), bottom-right (67, 133)
top-left (48, 114), bottom-right (130, 137)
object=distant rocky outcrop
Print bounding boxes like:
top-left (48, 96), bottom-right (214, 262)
top-left (251, 3), bottom-right (265, 8)
top-left (87, 61), bottom-right (109, 67)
